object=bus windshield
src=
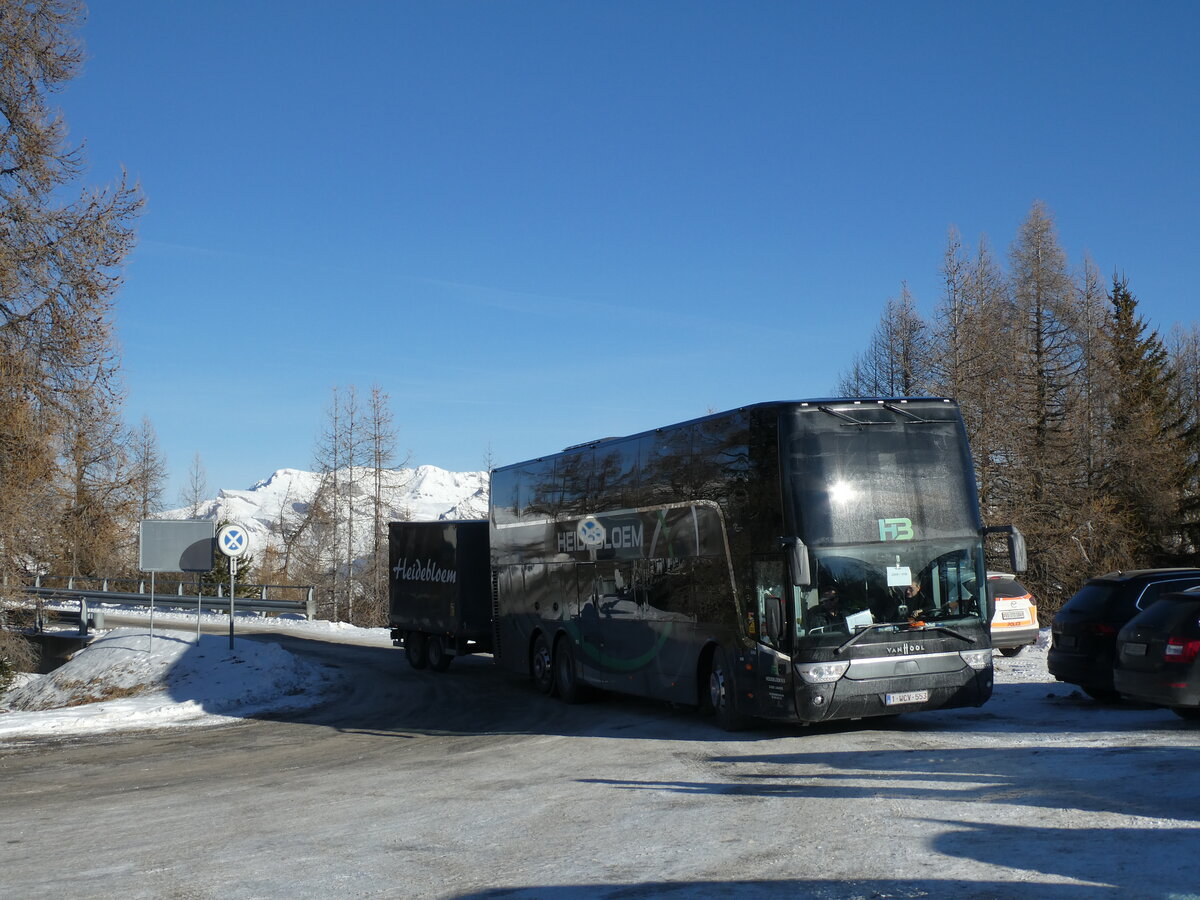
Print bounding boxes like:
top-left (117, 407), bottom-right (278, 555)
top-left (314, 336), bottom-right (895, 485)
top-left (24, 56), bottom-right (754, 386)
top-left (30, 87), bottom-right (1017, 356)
top-left (781, 402), bottom-right (981, 546)
top-left (779, 402), bottom-right (988, 639)
top-left (797, 540), bottom-right (985, 637)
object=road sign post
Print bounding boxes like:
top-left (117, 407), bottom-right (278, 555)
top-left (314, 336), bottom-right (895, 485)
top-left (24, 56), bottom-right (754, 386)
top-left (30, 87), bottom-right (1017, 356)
top-left (229, 557), bottom-right (237, 649)
top-left (216, 524), bottom-right (250, 650)
top-left (139, 519), bottom-right (215, 652)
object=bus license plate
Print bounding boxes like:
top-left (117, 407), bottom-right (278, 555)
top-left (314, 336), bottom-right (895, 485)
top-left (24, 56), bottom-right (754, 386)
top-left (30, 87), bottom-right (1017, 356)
top-left (885, 690), bottom-right (929, 706)
top-left (1124, 642), bottom-right (1147, 657)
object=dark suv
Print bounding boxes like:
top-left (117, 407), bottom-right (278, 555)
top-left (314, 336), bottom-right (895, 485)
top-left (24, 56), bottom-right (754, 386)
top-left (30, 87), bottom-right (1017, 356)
top-left (1048, 569), bottom-right (1200, 700)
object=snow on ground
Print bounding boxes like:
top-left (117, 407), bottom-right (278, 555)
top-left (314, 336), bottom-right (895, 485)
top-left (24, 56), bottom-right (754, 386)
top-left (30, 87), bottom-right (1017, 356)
top-left (995, 626), bottom-right (1053, 684)
top-left (0, 612), bottom-right (391, 741)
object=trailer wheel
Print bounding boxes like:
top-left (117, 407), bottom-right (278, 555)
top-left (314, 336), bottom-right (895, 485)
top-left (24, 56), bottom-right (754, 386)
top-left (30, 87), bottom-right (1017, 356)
top-left (554, 636), bottom-right (585, 704)
top-left (706, 647), bottom-right (748, 732)
top-left (406, 631), bottom-right (429, 670)
top-left (426, 635), bottom-right (453, 672)
top-left (531, 633), bottom-right (554, 695)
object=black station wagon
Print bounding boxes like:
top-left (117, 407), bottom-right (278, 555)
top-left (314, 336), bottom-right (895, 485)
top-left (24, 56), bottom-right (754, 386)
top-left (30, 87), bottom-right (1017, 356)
top-left (1114, 586), bottom-right (1200, 719)
top-left (1048, 569), bottom-right (1200, 700)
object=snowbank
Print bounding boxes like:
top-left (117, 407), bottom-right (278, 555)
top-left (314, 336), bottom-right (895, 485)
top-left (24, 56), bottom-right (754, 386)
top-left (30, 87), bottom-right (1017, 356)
top-left (0, 626), bottom-right (336, 740)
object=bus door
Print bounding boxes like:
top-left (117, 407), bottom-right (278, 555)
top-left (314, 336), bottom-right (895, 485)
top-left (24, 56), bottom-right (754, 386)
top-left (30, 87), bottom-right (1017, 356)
top-left (753, 558), bottom-right (791, 650)
top-left (753, 557), bottom-right (797, 713)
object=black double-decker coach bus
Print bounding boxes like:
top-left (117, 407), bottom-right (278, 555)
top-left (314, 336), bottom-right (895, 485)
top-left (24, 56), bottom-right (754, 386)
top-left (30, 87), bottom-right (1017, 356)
top-left (488, 398), bottom-right (1025, 729)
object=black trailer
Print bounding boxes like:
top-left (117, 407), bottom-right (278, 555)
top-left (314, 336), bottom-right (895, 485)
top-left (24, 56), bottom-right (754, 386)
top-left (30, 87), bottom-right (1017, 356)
top-left (388, 519), bottom-right (492, 671)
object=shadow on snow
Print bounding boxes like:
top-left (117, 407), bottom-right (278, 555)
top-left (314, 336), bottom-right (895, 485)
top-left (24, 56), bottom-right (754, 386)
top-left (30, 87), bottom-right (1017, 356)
top-left (444, 876), bottom-right (1200, 900)
top-left (147, 630), bottom-right (1200, 749)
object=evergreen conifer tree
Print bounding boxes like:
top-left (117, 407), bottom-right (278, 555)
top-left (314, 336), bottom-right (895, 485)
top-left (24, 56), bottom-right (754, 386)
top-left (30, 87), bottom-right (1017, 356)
top-left (1104, 275), bottom-right (1192, 563)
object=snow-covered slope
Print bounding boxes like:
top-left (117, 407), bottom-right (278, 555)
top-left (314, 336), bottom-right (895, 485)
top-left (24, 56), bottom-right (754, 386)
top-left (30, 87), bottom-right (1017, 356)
top-left (162, 465), bottom-right (489, 561)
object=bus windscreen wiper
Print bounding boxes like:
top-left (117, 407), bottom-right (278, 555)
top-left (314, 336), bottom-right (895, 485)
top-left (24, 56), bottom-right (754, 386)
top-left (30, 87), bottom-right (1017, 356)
top-left (835, 622), bottom-right (892, 655)
top-left (915, 624), bottom-right (976, 643)
top-left (881, 402), bottom-right (936, 424)
top-left (817, 406), bottom-right (872, 426)
top-left (835, 621), bottom-right (976, 655)
top-left (817, 404), bottom-right (938, 427)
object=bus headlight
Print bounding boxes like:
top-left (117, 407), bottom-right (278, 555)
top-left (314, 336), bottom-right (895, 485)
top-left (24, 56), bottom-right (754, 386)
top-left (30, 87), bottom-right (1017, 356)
top-left (795, 659), bottom-right (850, 684)
top-left (959, 648), bottom-right (992, 670)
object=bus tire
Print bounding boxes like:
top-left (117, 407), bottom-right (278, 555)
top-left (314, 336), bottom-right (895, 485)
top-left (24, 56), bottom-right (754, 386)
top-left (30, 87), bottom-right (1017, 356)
top-left (406, 632), bottom-right (429, 670)
top-left (554, 636), bottom-right (586, 704)
top-left (426, 635), bottom-right (453, 672)
top-left (531, 633), bottom-right (555, 695)
top-left (707, 647), bottom-right (748, 732)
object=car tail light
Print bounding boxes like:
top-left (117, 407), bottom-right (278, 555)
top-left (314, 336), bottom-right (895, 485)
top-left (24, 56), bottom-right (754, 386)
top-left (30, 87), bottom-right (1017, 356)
top-left (1164, 638), bottom-right (1200, 663)
top-left (1086, 623), bottom-right (1117, 637)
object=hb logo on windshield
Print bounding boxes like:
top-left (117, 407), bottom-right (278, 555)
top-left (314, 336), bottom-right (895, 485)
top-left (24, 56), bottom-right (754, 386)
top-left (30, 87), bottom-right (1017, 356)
top-left (879, 518), bottom-right (914, 541)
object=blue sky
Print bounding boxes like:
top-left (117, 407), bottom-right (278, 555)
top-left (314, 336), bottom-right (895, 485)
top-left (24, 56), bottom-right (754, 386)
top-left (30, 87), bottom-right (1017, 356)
top-left (61, 1), bottom-right (1199, 502)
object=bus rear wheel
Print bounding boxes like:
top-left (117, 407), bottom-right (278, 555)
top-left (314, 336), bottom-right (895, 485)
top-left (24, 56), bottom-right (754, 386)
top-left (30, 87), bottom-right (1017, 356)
top-left (531, 634), bottom-right (554, 695)
top-left (707, 648), bottom-right (748, 732)
top-left (406, 632), bottom-right (428, 670)
top-left (426, 635), bottom-right (453, 672)
top-left (554, 636), bottom-right (586, 704)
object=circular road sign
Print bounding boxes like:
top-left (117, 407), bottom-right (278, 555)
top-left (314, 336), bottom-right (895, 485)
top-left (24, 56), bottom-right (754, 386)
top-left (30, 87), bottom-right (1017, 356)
top-left (216, 523), bottom-right (250, 559)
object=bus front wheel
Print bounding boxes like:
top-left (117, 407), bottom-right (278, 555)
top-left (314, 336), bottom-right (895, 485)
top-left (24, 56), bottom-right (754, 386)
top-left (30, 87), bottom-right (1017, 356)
top-left (707, 648), bottom-right (748, 732)
top-left (531, 634), bottom-right (555, 695)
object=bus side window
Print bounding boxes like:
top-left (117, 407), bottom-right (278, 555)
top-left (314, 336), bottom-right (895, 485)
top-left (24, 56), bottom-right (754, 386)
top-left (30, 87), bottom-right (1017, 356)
top-left (692, 558), bottom-right (733, 626)
top-left (642, 558), bottom-right (698, 620)
top-left (491, 468), bottom-right (520, 526)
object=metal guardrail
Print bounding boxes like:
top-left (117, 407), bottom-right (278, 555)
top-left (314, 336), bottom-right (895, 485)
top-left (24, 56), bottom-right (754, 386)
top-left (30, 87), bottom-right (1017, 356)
top-left (17, 575), bottom-right (315, 632)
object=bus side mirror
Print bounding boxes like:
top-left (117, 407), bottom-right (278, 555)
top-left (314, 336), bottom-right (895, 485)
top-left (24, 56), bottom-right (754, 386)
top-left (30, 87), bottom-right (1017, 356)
top-left (781, 537), bottom-right (811, 587)
top-left (983, 525), bottom-right (1028, 574)
top-left (1008, 527), bottom-right (1027, 574)
top-left (764, 594), bottom-right (783, 645)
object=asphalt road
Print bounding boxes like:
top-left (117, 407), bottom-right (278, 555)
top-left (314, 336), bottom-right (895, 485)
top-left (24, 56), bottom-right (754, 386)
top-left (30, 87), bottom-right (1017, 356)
top-left (2, 630), bottom-right (1199, 900)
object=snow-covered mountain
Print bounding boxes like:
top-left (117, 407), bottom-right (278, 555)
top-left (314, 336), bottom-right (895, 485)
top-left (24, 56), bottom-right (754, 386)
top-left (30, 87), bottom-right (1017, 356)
top-left (162, 465), bottom-right (489, 560)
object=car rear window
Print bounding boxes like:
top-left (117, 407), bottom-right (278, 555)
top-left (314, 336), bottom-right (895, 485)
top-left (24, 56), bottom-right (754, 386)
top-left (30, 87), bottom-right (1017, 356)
top-left (1129, 595), bottom-right (1200, 630)
top-left (1135, 578), bottom-right (1200, 610)
top-left (988, 577), bottom-right (1030, 599)
top-left (1061, 583), bottom-right (1118, 615)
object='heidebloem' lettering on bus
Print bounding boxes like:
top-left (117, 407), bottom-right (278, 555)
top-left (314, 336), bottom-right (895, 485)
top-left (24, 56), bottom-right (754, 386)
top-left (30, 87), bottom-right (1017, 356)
top-left (557, 522), bottom-right (644, 553)
top-left (392, 557), bottom-right (457, 584)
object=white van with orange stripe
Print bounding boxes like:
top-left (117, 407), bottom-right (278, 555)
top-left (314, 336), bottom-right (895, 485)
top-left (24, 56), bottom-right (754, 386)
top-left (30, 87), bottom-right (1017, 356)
top-left (988, 571), bottom-right (1039, 657)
